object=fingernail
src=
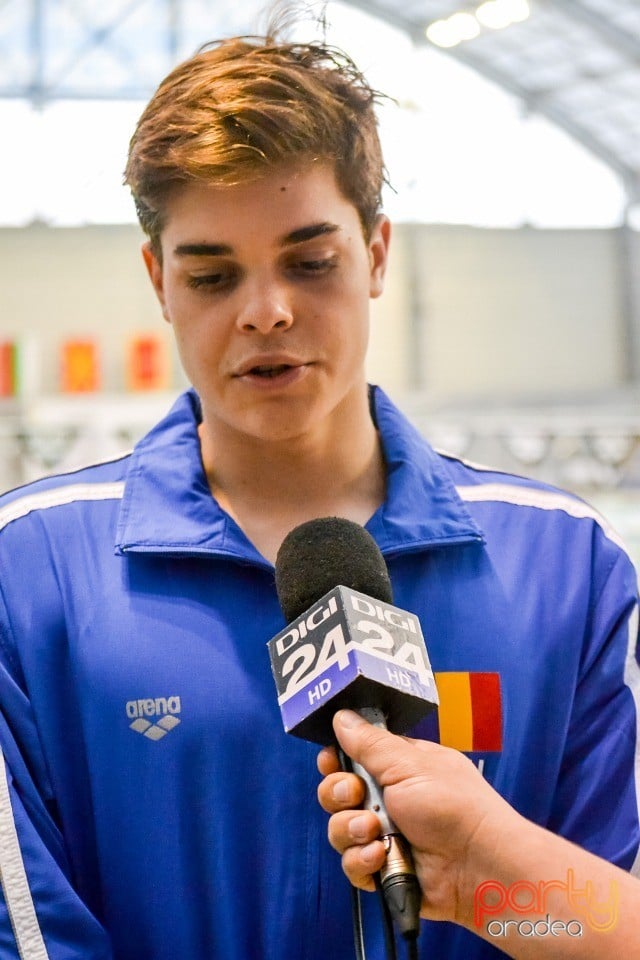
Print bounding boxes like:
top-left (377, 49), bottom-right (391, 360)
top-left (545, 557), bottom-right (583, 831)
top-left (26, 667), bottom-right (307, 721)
top-left (349, 815), bottom-right (369, 840)
top-left (336, 709), bottom-right (365, 729)
top-left (332, 779), bottom-right (350, 803)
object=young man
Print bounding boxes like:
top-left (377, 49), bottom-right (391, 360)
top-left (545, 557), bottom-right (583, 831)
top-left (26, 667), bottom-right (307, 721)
top-left (0, 28), bottom-right (637, 960)
top-left (318, 709), bottom-right (640, 959)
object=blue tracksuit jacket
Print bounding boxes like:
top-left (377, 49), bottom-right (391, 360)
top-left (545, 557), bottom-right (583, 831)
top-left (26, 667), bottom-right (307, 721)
top-left (0, 386), bottom-right (637, 959)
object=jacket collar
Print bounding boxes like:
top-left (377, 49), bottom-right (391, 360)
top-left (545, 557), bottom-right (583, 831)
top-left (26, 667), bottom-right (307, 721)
top-left (365, 385), bottom-right (484, 555)
top-left (115, 387), bottom-right (483, 563)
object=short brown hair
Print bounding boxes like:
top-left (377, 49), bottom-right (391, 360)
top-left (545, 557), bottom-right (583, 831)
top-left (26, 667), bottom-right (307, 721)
top-left (124, 32), bottom-right (387, 251)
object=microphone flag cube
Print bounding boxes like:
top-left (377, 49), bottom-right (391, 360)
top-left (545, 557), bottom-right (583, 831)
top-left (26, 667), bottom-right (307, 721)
top-left (268, 585), bottom-right (439, 745)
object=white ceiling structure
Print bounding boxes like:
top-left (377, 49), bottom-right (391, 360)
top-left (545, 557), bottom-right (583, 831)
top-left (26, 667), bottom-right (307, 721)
top-left (0, 0), bottom-right (639, 201)
top-left (350, 0), bottom-right (640, 204)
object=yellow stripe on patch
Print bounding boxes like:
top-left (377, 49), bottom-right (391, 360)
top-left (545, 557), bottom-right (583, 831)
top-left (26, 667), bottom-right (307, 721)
top-left (436, 672), bottom-right (472, 751)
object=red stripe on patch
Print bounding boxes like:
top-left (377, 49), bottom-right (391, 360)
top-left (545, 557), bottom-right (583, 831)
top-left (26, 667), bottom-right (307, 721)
top-left (470, 672), bottom-right (502, 751)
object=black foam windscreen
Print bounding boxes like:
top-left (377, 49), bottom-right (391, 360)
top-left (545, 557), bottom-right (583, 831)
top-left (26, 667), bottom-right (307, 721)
top-left (275, 517), bottom-right (393, 622)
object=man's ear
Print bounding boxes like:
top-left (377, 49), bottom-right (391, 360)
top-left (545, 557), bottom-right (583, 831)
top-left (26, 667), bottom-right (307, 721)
top-left (368, 215), bottom-right (391, 300)
top-left (141, 242), bottom-right (170, 322)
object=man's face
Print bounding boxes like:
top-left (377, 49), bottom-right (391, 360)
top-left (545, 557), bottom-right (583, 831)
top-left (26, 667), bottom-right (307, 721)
top-left (143, 163), bottom-right (390, 445)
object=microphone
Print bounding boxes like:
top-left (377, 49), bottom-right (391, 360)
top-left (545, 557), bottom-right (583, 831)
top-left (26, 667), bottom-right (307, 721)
top-left (267, 517), bottom-right (439, 941)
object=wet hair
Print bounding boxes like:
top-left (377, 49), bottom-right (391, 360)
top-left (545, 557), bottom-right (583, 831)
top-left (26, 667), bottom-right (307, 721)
top-left (124, 27), bottom-right (387, 253)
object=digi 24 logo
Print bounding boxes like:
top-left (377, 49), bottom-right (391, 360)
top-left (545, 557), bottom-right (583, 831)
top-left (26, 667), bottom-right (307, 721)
top-left (271, 586), bottom-right (433, 702)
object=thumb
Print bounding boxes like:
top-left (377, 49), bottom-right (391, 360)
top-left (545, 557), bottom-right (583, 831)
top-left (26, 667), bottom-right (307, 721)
top-left (332, 709), bottom-right (422, 786)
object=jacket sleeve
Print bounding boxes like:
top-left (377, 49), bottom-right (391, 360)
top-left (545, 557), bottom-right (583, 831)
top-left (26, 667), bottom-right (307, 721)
top-left (0, 596), bottom-right (113, 959)
top-left (547, 539), bottom-right (640, 872)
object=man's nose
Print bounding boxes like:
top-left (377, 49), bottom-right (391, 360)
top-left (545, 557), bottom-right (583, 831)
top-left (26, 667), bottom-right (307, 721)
top-left (236, 279), bottom-right (294, 334)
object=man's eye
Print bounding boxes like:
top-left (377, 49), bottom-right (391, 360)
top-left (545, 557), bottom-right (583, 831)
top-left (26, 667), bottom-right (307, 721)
top-left (187, 272), bottom-right (232, 289)
top-left (296, 256), bottom-right (338, 274)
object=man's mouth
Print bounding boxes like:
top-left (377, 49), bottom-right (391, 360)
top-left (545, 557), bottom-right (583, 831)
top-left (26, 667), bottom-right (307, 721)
top-left (250, 364), bottom-right (294, 378)
top-left (233, 356), bottom-right (311, 383)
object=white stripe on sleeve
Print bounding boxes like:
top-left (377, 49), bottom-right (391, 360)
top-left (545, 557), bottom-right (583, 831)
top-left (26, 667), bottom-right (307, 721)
top-left (456, 482), bottom-right (628, 553)
top-left (0, 750), bottom-right (49, 959)
top-left (624, 602), bottom-right (640, 877)
top-left (0, 483), bottom-right (125, 534)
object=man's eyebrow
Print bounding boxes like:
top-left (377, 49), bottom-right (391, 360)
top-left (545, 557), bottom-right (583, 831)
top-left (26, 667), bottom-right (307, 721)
top-left (174, 243), bottom-right (232, 257)
top-left (172, 223), bottom-right (339, 257)
top-left (281, 222), bottom-right (340, 246)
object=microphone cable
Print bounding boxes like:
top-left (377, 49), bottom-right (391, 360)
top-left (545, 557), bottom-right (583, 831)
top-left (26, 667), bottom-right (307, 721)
top-left (351, 883), bottom-right (419, 960)
top-left (350, 884), bottom-right (367, 960)
top-left (374, 876), bottom-right (398, 960)
top-left (348, 879), bottom-right (397, 960)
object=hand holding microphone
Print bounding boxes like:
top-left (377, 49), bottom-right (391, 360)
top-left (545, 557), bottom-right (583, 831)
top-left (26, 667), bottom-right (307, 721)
top-left (317, 709), bottom-right (509, 929)
top-left (319, 711), bottom-right (640, 960)
top-left (268, 517), bottom-right (439, 944)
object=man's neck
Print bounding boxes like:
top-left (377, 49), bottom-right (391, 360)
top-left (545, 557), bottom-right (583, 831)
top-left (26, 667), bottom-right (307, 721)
top-left (197, 391), bottom-right (386, 563)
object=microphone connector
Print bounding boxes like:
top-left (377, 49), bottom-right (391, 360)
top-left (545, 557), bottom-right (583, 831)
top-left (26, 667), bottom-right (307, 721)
top-left (379, 834), bottom-right (421, 940)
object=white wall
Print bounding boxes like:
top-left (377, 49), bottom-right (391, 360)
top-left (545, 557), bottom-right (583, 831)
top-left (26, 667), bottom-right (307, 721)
top-left (411, 224), bottom-right (624, 402)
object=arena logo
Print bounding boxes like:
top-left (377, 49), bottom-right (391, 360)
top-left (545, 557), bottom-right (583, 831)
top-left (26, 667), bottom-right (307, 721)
top-left (126, 696), bottom-right (181, 741)
top-left (474, 870), bottom-right (619, 938)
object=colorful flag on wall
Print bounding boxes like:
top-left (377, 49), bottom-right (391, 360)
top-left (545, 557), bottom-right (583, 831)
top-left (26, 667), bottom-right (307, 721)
top-left (126, 335), bottom-right (170, 391)
top-left (0, 342), bottom-right (18, 397)
top-left (61, 340), bottom-right (100, 393)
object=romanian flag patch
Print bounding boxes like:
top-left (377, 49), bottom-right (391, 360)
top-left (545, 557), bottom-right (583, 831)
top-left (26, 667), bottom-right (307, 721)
top-left (412, 672), bottom-right (502, 753)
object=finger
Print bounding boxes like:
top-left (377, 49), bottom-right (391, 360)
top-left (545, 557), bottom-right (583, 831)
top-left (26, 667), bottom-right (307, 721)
top-left (317, 745), bottom-right (340, 776)
top-left (327, 809), bottom-right (381, 853)
top-left (332, 710), bottom-right (437, 787)
top-left (341, 841), bottom-right (386, 892)
top-left (317, 772), bottom-right (366, 814)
